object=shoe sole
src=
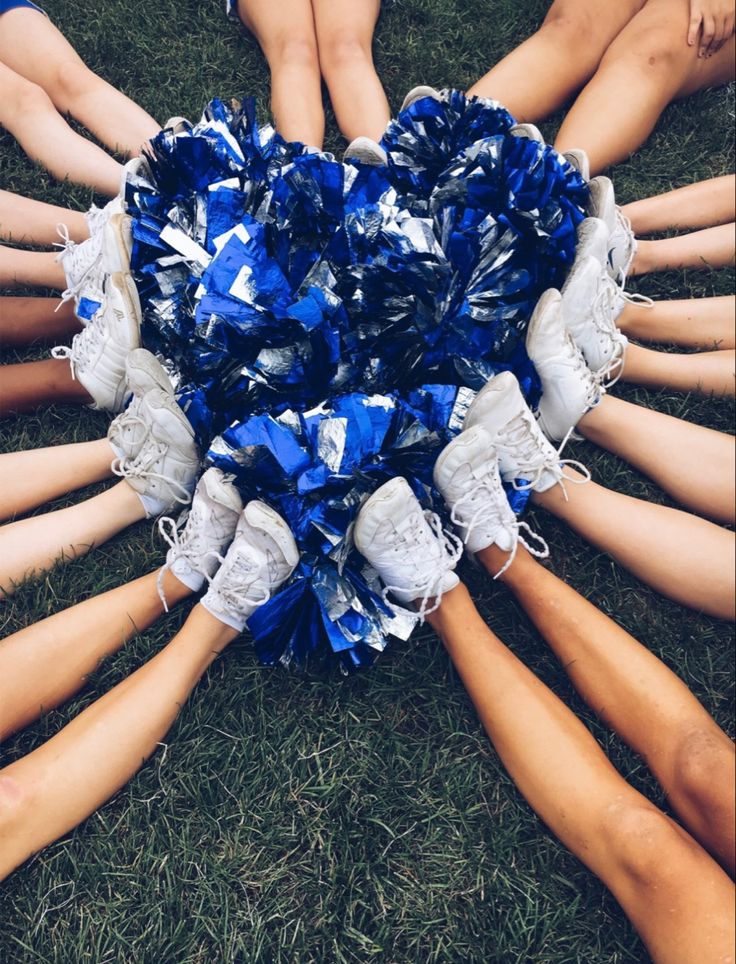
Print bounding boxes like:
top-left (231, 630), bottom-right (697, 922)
top-left (125, 348), bottom-right (173, 397)
top-left (510, 123), bottom-right (544, 144)
top-left (354, 477), bottom-right (410, 554)
top-left (432, 426), bottom-right (491, 494)
top-left (400, 86), bottom-right (441, 112)
top-left (463, 370), bottom-right (518, 431)
top-left (526, 288), bottom-right (563, 358)
top-left (105, 214), bottom-right (133, 274)
top-left (245, 500), bottom-right (299, 567)
top-left (202, 467), bottom-right (244, 514)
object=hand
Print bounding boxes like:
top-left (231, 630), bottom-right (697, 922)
top-left (688, 0), bottom-right (736, 58)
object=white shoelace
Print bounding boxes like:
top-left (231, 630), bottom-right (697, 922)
top-left (449, 482), bottom-right (549, 578)
top-left (54, 224), bottom-right (103, 308)
top-left (591, 281), bottom-right (629, 388)
top-left (108, 406), bottom-right (152, 457)
top-left (498, 411), bottom-right (591, 500)
top-left (111, 446), bottom-right (194, 509)
top-left (203, 547), bottom-right (271, 616)
top-left (601, 270), bottom-right (654, 316)
top-left (380, 509), bottom-right (463, 622)
top-left (50, 322), bottom-right (97, 378)
top-left (614, 207), bottom-right (637, 279)
top-left (156, 509), bottom-right (209, 610)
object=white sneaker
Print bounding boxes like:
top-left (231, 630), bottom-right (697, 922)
top-left (463, 371), bottom-right (589, 493)
top-left (510, 123), bottom-right (545, 144)
top-left (157, 467), bottom-right (243, 608)
top-left (560, 254), bottom-right (628, 379)
top-left (107, 349), bottom-right (175, 461)
top-left (587, 176), bottom-right (636, 283)
top-left (526, 289), bottom-right (601, 441)
top-left (434, 425), bottom-right (549, 574)
top-left (344, 137), bottom-right (388, 166)
top-left (120, 155), bottom-right (154, 197)
top-left (354, 476), bottom-right (461, 619)
top-left (111, 387), bottom-right (200, 517)
top-left (576, 217), bottom-right (611, 269)
top-left (400, 85), bottom-right (441, 111)
top-left (52, 271), bottom-right (141, 412)
top-left (201, 501), bottom-right (299, 632)
top-left (56, 205), bottom-right (131, 319)
top-left (563, 148), bottom-right (590, 182)
top-left (85, 194), bottom-right (126, 238)
top-left (163, 116), bottom-right (192, 134)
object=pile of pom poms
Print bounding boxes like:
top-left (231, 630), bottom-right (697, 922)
top-left (126, 89), bottom-right (588, 672)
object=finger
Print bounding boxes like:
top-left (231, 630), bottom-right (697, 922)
top-left (704, 15), bottom-right (724, 55)
top-left (700, 14), bottom-right (716, 55)
top-left (687, 8), bottom-right (702, 45)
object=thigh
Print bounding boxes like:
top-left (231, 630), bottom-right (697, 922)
top-left (0, 8), bottom-right (89, 94)
top-left (235, 0), bottom-right (318, 55)
top-left (603, 0), bottom-right (722, 81)
top-left (542, 0), bottom-right (646, 50)
top-left (312, 0), bottom-right (381, 47)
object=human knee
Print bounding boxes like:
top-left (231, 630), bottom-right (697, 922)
top-left (318, 33), bottom-right (372, 77)
top-left (52, 59), bottom-right (105, 112)
top-left (602, 800), bottom-right (686, 884)
top-left (268, 34), bottom-right (319, 73)
top-left (0, 774), bottom-right (26, 833)
top-left (4, 78), bottom-right (55, 126)
top-left (673, 727), bottom-right (732, 807)
top-left (601, 25), bottom-right (690, 81)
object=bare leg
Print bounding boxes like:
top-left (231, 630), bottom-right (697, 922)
top-left (0, 8), bottom-right (160, 158)
top-left (0, 605), bottom-right (236, 882)
top-left (235, 0), bottom-right (324, 148)
top-left (532, 472), bottom-right (735, 619)
top-left (622, 176), bottom-right (736, 235)
top-left (427, 584), bottom-right (735, 963)
top-left (0, 438), bottom-right (114, 520)
top-left (0, 297), bottom-right (81, 346)
top-left (467, 0), bottom-right (643, 121)
top-left (479, 544), bottom-right (735, 874)
top-left (621, 343), bottom-right (735, 397)
top-left (0, 359), bottom-right (91, 417)
top-left (616, 295), bottom-right (735, 350)
top-left (579, 394), bottom-right (735, 524)
top-left (0, 189), bottom-right (87, 246)
top-left (631, 224), bottom-right (736, 275)
top-left (313, 0), bottom-right (390, 142)
top-left (0, 62), bottom-right (123, 196)
top-left (0, 569), bottom-right (192, 741)
top-left (0, 481), bottom-right (146, 596)
top-left (554, 0), bottom-right (736, 173)
top-left (0, 246), bottom-right (65, 289)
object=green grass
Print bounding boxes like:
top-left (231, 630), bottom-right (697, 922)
top-left (1, 1), bottom-right (734, 961)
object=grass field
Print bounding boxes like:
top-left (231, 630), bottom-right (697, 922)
top-left (0, 1), bottom-right (734, 961)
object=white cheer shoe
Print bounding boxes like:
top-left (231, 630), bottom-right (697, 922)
top-left (157, 467), bottom-right (244, 609)
top-left (354, 476), bottom-right (462, 620)
top-left (201, 501), bottom-right (299, 632)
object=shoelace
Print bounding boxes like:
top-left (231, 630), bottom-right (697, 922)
top-left (54, 224), bottom-right (103, 308)
top-left (602, 271), bottom-right (654, 310)
top-left (156, 508), bottom-right (212, 610)
top-left (381, 509), bottom-right (463, 622)
top-left (498, 411), bottom-right (591, 500)
top-left (109, 406), bottom-right (153, 457)
top-left (111, 446), bottom-right (194, 508)
top-left (449, 481), bottom-right (549, 578)
top-left (50, 320), bottom-right (102, 378)
top-left (591, 281), bottom-right (629, 388)
top-left (203, 547), bottom-right (270, 616)
top-left (614, 207), bottom-right (637, 279)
